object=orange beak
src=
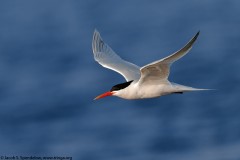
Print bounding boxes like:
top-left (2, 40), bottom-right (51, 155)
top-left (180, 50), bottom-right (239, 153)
top-left (94, 91), bottom-right (113, 100)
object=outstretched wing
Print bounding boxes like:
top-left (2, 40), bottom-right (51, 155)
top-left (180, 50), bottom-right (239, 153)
top-left (139, 31), bottom-right (200, 84)
top-left (92, 29), bottom-right (140, 81)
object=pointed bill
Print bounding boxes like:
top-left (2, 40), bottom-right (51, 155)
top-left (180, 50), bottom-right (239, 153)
top-left (94, 91), bottom-right (113, 100)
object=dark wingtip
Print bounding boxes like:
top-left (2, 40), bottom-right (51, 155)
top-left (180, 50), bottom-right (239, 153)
top-left (187, 30), bottom-right (200, 48)
top-left (193, 30), bottom-right (200, 41)
top-left (92, 29), bottom-right (102, 53)
top-left (196, 30), bottom-right (200, 37)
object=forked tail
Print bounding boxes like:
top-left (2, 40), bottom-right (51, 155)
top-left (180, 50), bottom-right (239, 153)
top-left (172, 83), bottom-right (213, 93)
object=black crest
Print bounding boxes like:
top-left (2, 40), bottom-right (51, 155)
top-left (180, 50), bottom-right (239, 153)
top-left (110, 80), bottom-right (133, 91)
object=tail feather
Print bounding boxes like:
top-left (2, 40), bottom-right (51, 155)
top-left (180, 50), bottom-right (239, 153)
top-left (172, 83), bottom-right (213, 92)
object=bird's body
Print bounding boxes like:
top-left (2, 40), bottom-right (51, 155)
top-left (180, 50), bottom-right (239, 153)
top-left (92, 29), bottom-right (208, 100)
top-left (114, 81), bottom-right (172, 99)
top-left (111, 80), bottom-right (206, 100)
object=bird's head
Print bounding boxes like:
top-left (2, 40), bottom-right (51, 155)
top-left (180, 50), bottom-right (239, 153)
top-left (94, 80), bottom-right (133, 100)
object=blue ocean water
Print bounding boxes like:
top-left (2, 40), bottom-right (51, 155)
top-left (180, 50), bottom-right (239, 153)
top-left (0, 0), bottom-right (240, 159)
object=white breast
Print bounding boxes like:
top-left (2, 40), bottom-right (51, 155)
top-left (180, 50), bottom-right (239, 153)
top-left (114, 81), bottom-right (174, 99)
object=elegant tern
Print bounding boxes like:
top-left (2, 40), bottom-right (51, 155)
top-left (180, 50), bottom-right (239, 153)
top-left (92, 29), bottom-right (208, 100)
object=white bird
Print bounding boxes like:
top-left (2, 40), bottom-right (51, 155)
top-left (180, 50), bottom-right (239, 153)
top-left (92, 29), bottom-right (208, 100)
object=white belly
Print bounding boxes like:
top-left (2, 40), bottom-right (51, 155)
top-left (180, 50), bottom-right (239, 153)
top-left (138, 84), bottom-right (174, 99)
top-left (116, 82), bottom-right (175, 99)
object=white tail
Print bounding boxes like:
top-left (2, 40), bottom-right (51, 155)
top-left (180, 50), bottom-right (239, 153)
top-left (172, 83), bottom-right (213, 92)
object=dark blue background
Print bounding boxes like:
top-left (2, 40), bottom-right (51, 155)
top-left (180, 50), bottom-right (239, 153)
top-left (0, 0), bottom-right (239, 159)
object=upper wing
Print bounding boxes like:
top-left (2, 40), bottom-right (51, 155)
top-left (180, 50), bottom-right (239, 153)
top-left (92, 29), bottom-right (140, 81)
top-left (139, 31), bottom-right (200, 84)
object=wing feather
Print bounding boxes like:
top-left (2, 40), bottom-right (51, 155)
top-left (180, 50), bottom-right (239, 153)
top-left (92, 30), bottom-right (140, 81)
top-left (139, 31), bottom-right (200, 84)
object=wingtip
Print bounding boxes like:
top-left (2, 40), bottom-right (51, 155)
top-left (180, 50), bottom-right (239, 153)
top-left (189, 30), bottom-right (200, 45)
top-left (94, 28), bottom-right (100, 35)
top-left (196, 30), bottom-right (200, 36)
top-left (93, 29), bottom-right (102, 41)
top-left (194, 30), bottom-right (200, 39)
top-left (92, 29), bottom-right (102, 53)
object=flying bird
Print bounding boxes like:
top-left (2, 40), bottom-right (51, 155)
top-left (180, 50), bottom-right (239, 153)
top-left (92, 29), bottom-right (208, 100)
